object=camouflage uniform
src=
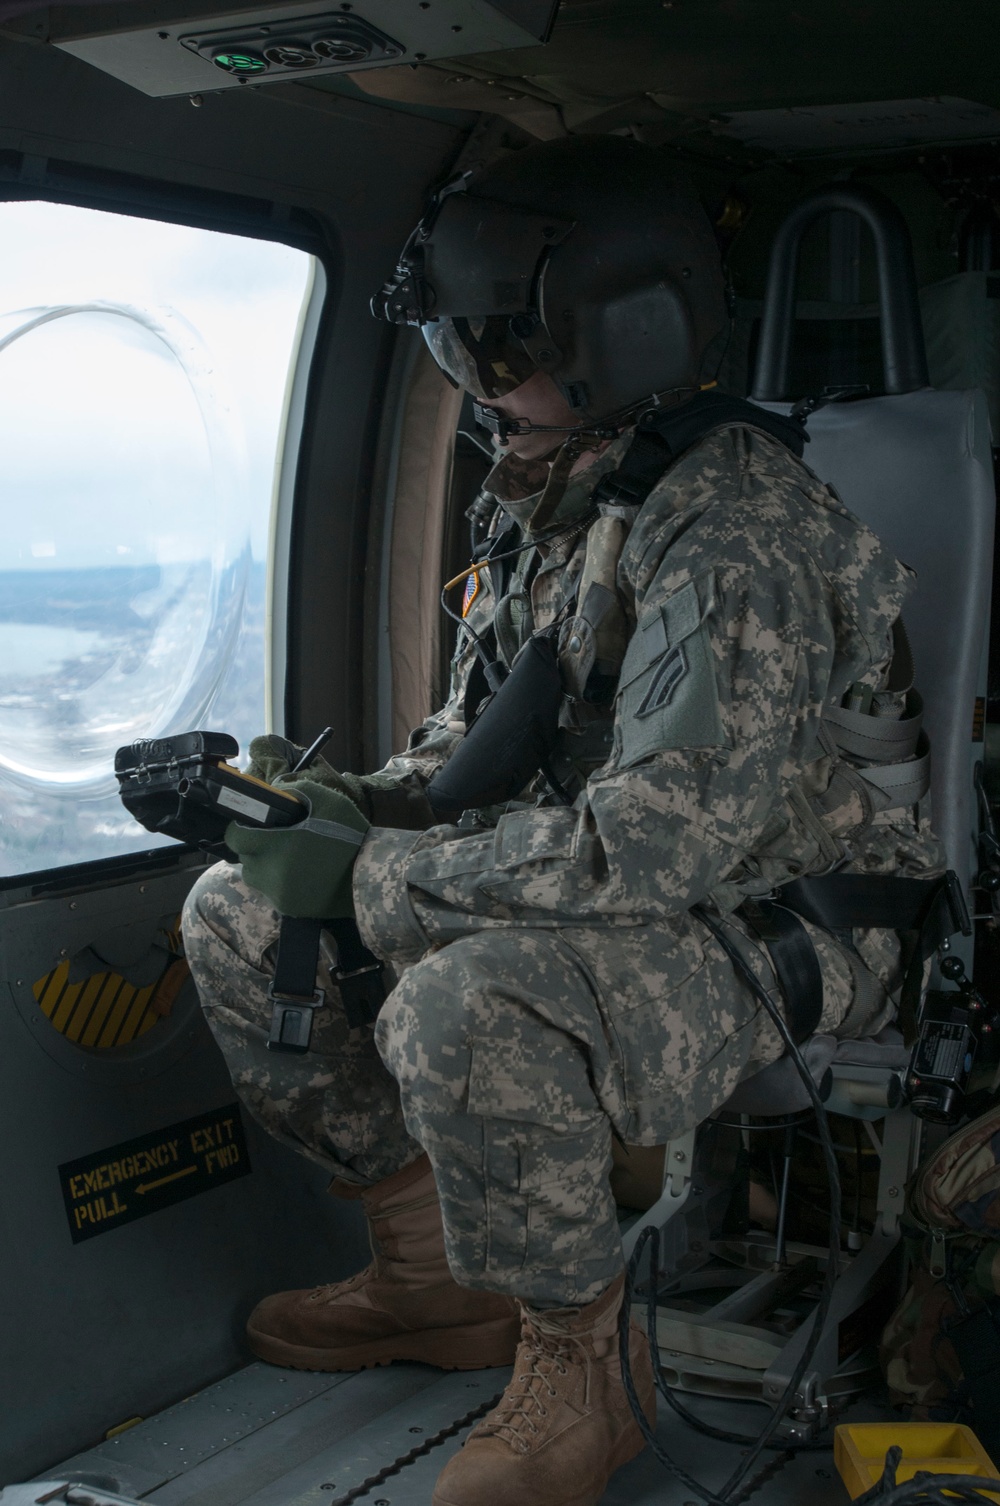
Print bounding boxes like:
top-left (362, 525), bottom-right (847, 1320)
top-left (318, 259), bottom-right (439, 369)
top-left (184, 419), bottom-right (944, 1306)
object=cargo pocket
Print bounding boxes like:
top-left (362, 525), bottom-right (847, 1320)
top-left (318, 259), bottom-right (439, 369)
top-left (467, 1033), bottom-right (593, 1139)
top-left (616, 571), bottom-right (727, 767)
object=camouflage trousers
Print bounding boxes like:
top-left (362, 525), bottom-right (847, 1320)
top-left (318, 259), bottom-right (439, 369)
top-left (182, 861), bottom-right (865, 1305)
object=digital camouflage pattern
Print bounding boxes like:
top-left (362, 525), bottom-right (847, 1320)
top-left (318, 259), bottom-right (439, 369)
top-left (182, 862), bottom-right (423, 1185)
top-left (881, 1101), bottom-right (1000, 1414)
top-left (184, 418), bottom-right (945, 1305)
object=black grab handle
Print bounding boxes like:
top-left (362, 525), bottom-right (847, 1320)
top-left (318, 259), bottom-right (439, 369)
top-left (751, 185), bottom-right (929, 402)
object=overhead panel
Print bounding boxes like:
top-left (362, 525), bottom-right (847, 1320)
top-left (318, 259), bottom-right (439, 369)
top-left (52, 0), bottom-right (558, 97)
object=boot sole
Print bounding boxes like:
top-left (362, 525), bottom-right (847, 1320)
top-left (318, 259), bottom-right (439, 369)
top-left (432, 1367), bottom-right (656, 1506)
top-left (246, 1315), bottom-right (518, 1373)
top-left (432, 1428), bottom-right (649, 1506)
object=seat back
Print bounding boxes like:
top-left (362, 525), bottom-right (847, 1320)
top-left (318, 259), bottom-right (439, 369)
top-left (762, 388), bottom-right (994, 892)
top-left (750, 184), bottom-right (995, 896)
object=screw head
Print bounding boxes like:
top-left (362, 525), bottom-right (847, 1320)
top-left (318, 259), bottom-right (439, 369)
top-left (888, 1186), bottom-right (899, 1198)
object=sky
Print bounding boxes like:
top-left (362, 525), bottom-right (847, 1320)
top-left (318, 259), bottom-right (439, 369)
top-left (0, 200), bottom-right (316, 569)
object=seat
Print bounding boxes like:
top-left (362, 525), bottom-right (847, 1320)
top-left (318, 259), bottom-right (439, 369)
top-left (622, 185), bottom-right (996, 1435)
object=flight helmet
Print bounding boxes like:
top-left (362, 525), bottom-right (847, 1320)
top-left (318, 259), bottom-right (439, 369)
top-left (373, 136), bottom-right (728, 428)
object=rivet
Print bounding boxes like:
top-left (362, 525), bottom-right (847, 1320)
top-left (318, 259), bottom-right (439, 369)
top-left (139, 884), bottom-right (147, 893)
top-left (674, 1150), bottom-right (686, 1162)
top-left (69, 900), bottom-right (77, 909)
top-left (157, 29), bottom-right (170, 38)
top-left (569, 635), bottom-right (582, 652)
top-left (190, 94), bottom-right (203, 107)
top-left (888, 1186), bottom-right (899, 1197)
top-left (414, 51), bottom-right (426, 59)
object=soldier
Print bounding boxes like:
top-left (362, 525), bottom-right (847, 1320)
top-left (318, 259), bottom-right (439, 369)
top-left (182, 137), bottom-right (944, 1506)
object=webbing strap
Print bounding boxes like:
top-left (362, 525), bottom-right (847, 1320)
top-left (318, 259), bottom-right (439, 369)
top-left (859, 733), bottom-right (931, 810)
top-left (738, 897), bottom-right (825, 1044)
top-left (591, 393), bottom-right (806, 513)
top-left (272, 916), bottom-right (324, 999)
top-left (268, 916), bottom-right (326, 1054)
top-left (779, 871), bottom-right (968, 937)
top-left (778, 869), bottom-right (971, 1043)
top-left (326, 916), bottom-right (387, 1031)
top-left (823, 689), bottom-right (924, 763)
top-left (268, 915), bottom-right (385, 1054)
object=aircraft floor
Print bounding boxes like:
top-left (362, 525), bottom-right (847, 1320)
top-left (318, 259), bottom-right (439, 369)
top-left (47, 1358), bottom-right (895, 1505)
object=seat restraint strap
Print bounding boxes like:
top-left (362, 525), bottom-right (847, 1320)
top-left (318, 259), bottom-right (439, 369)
top-left (268, 915), bottom-right (386, 1054)
top-left (778, 870), bottom-right (971, 1044)
top-left (737, 897), bottom-right (825, 1045)
top-left (268, 915), bottom-right (326, 1054)
top-left (326, 916), bottom-right (388, 1030)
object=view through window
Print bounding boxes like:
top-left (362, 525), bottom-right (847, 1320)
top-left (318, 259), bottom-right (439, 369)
top-left (0, 200), bottom-right (317, 876)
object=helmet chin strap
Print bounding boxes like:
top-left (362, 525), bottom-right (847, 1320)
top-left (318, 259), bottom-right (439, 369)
top-left (472, 384), bottom-right (706, 446)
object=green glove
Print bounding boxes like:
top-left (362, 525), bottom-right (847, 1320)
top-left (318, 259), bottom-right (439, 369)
top-left (226, 779), bottom-right (369, 919)
top-left (247, 733), bottom-right (372, 811)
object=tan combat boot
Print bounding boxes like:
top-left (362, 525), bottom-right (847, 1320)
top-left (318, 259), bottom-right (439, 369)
top-left (432, 1274), bottom-right (656, 1506)
top-left (246, 1155), bottom-right (519, 1371)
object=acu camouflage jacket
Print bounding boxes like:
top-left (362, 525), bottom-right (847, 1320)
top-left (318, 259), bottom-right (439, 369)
top-left (351, 419), bottom-right (945, 992)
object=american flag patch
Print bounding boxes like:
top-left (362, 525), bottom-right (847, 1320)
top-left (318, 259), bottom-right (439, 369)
top-left (462, 570), bottom-right (481, 617)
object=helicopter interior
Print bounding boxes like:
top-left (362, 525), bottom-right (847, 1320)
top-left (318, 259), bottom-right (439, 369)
top-left (1, 1), bottom-right (999, 1502)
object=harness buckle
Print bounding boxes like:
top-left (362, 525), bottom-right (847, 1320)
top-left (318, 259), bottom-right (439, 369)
top-left (266, 984), bottom-right (326, 1054)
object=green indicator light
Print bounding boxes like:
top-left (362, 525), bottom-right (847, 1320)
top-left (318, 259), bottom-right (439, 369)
top-left (212, 50), bottom-right (268, 74)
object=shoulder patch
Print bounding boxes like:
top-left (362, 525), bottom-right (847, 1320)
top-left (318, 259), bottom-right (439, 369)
top-left (462, 570), bottom-right (481, 617)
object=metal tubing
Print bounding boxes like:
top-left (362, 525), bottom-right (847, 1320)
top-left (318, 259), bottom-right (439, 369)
top-left (751, 185), bottom-right (930, 401)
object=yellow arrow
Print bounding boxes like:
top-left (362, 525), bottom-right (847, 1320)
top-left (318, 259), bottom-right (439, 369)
top-left (135, 1166), bottom-right (198, 1195)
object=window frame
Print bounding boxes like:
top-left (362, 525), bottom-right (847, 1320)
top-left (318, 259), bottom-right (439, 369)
top-left (0, 158), bottom-right (336, 883)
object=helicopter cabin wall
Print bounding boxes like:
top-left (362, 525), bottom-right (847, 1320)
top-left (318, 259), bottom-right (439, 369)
top-left (0, 31), bottom-right (468, 1482)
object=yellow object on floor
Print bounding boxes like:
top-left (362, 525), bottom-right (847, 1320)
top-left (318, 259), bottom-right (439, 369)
top-left (835, 1422), bottom-right (1000, 1500)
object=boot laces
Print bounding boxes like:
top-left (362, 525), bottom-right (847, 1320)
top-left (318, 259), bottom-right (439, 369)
top-left (473, 1311), bottom-right (594, 1455)
top-left (305, 1264), bottom-right (376, 1304)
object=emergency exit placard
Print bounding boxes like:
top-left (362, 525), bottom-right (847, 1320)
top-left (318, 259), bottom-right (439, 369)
top-left (58, 1103), bottom-right (251, 1243)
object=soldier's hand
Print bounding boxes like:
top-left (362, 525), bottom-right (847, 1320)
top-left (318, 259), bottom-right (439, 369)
top-left (246, 734), bottom-right (371, 814)
top-left (225, 780), bottom-right (369, 919)
top-left (247, 733), bottom-right (339, 787)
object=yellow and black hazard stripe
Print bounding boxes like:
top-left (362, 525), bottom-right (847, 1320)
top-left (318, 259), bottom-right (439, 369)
top-left (33, 920), bottom-right (189, 1050)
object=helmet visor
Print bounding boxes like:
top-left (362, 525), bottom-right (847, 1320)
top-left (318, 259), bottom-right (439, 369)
top-left (423, 316), bottom-right (538, 401)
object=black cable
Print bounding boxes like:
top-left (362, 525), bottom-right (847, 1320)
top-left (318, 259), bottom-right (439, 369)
top-left (618, 1231), bottom-right (729, 1506)
top-left (619, 905), bottom-right (844, 1502)
top-left (856, 1445), bottom-right (1000, 1504)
